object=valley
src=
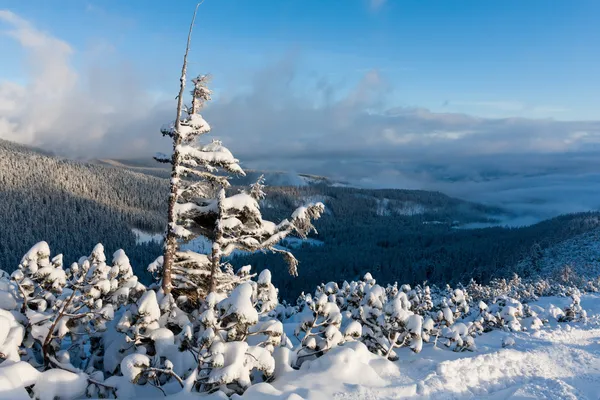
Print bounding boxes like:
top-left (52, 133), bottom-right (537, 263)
top-left (2, 139), bottom-right (599, 300)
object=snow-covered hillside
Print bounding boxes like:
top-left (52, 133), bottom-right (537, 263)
top-left (2, 240), bottom-right (598, 400)
top-left (199, 294), bottom-right (600, 400)
top-left (375, 198), bottom-right (426, 216)
top-left (517, 226), bottom-right (600, 279)
top-left (4, 293), bottom-right (591, 399)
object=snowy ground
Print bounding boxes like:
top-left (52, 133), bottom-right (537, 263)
top-left (208, 294), bottom-right (600, 400)
top-left (132, 228), bottom-right (163, 244)
top-left (3, 295), bottom-right (600, 399)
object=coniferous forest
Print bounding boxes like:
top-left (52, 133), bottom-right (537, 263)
top-left (3, 138), bottom-right (600, 300)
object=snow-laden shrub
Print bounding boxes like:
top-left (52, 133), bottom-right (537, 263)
top-left (108, 269), bottom-right (286, 397)
top-left (472, 295), bottom-right (549, 333)
top-left (292, 271), bottom-right (594, 362)
top-left (359, 285), bottom-right (426, 360)
top-left (195, 278), bottom-right (285, 394)
top-left (255, 269), bottom-right (279, 315)
top-left (0, 309), bottom-right (24, 363)
top-left (7, 242), bottom-right (142, 368)
top-left (438, 323), bottom-right (477, 352)
top-left (293, 292), bottom-right (343, 366)
top-left (560, 289), bottom-right (587, 322)
top-left (294, 274), bottom-right (467, 361)
top-left (465, 272), bottom-right (592, 304)
top-left (0, 240), bottom-right (595, 398)
top-left (0, 243), bottom-right (143, 398)
top-left (482, 297), bottom-right (525, 332)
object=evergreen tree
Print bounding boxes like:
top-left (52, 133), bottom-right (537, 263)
top-left (155, 75), bottom-right (324, 299)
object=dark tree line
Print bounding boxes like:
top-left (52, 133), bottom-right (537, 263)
top-left (0, 139), bottom-right (165, 280)
top-left (2, 138), bottom-right (600, 300)
top-left (231, 185), bottom-right (600, 300)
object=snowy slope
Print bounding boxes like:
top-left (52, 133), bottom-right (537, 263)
top-left (62, 294), bottom-right (599, 400)
top-left (517, 226), bottom-right (600, 278)
top-left (202, 294), bottom-right (600, 400)
top-left (375, 198), bottom-right (427, 216)
top-left (3, 255), bottom-right (600, 400)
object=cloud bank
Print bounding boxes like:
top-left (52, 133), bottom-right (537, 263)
top-left (2, 10), bottom-right (600, 224)
top-left (0, 10), bottom-right (171, 156)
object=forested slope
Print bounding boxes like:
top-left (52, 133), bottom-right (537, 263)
top-left (2, 139), bottom-right (600, 299)
top-left (233, 186), bottom-right (600, 299)
top-left (0, 139), bottom-right (164, 279)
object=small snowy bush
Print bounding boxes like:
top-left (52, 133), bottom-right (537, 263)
top-left (0, 243), bottom-right (142, 398)
top-left (294, 292), bottom-right (343, 366)
top-left (560, 290), bottom-right (587, 322)
top-left (8, 242), bottom-right (141, 368)
top-left (107, 270), bottom-right (287, 397)
top-left (0, 241), bottom-right (594, 399)
top-left (293, 274), bottom-right (476, 361)
top-left (291, 270), bottom-right (594, 363)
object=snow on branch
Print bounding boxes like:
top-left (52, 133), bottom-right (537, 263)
top-left (154, 152), bottom-right (172, 164)
top-left (176, 140), bottom-right (244, 175)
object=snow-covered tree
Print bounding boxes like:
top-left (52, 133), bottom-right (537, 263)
top-left (155, 74), bottom-right (323, 299)
top-left (9, 242), bottom-right (142, 367)
top-left (294, 292), bottom-right (344, 366)
top-left (254, 269), bottom-right (279, 315)
top-left (195, 282), bottom-right (283, 393)
top-left (112, 289), bottom-right (195, 394)
top-left (108, 268), bottom-right (288, 396)
top-left (560, 290), bottom-right (587, 322)
top-left (154, 5), bottom-right (323, 298)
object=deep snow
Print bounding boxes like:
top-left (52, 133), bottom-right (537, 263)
top-left (208, 294), bottom-right (600, 400)
top-left (3, 295), bottom-right (600, 400)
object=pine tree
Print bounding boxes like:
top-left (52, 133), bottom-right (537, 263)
top-left (156, 76), bottom-right (324, 299)
top-left (157, 3), bottom-right (202, 295)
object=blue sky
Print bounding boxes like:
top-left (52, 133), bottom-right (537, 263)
top-left (2, 0), bottom-right (599, 120)
top-left (2, 1), bottom-right (600, 222)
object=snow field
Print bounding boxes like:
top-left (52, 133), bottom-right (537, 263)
top-left (204, 294), bottom-right (600, 400)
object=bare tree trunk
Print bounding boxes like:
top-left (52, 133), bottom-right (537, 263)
top-left (162, 2), bottom-right (202, 294)
top-left (42, 289), bottom-right (76, 366)
top-left (209, 243), bottom-right (221, 294)
top-left (385, 332), bottom-right (399, 360)
top-left (208, 187), bottom-right (225, 294)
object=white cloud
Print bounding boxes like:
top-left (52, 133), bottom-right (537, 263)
top-left (3, 10), bottom-right (598, 164)
top-left (446, 100), bottom-right (569, 119)
top-left (0, 10), bottom-right (170, 155)
top-left (2, 10), bottom-right (600, 224)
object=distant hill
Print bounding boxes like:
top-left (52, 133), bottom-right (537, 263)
top-left (229, 187), bottom-right (600, 299)
top-left (96, 157), bottom-right (348, 187)
top-left (0, 139), bottom-right (165, 280)
top-left (2, 139), bottom-right (600, 299)
top-left (515, 221), bottom-right (600, 279)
